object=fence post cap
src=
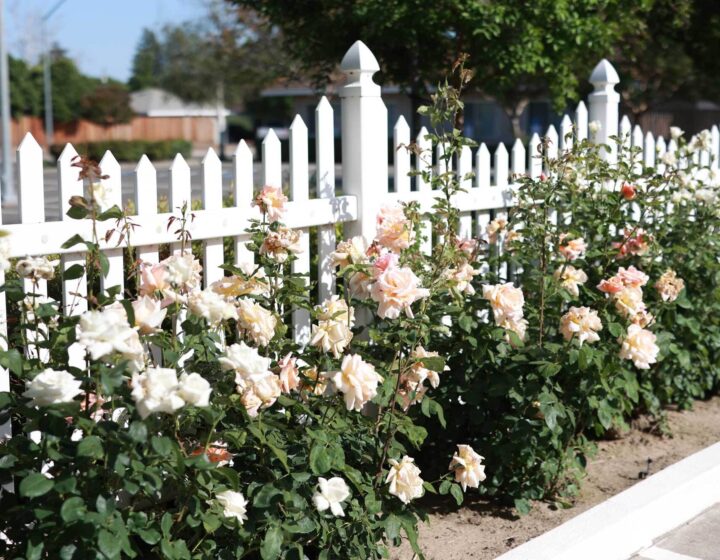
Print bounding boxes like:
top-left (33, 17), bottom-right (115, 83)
top-left (589, 59), bottom-right (620, 88)
top-left (341, 40), bottom-right (380, 73)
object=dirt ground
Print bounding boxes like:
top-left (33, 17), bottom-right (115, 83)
top-left (392, 396), bottom-right (720, 560)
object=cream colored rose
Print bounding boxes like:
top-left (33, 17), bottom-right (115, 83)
top-left (619, 324), bottom-right (659, 369)
top-left (313, 477), bottom-right (351, 517)
top-left (132, 295), bottom-right (167, 334)
top-left (188, 289), bottom-right (238, 327)
top-left (253, 184), bottom-right (287, 223)
top-left (240, 373), bottom-right (281, 416)
top-left (386, 456), bottom-right (424, 504)
top-left (236, 298), bottom-right (276, 347)
top-left (331, 354), bottom-right (383, 411)
top-left (139, 262), bottom-right (171, 298)
top-left (23, 368), bottom-right (82, 407)
top-left (22, 294), bottom-right (59, 324)
top-left (163, 254), bottom-right (202, 292)
top-left (482, 283), bottom-right (524, 324)
top-left (486, 218), bottom-right (507, 243)
top-left (348, 271), bottom-right (373, 299)
top-left (449, 444), bottom-right (486, 491)
top-left (331, 236), bottom-right (370, 268)
top-left (76, 307), bottom-right (146, 372)
top-left (177, 372), bottom-right (212, 407)
top-left (16, 256), bottom-right (58, 281)
top-left (613, 286), bottom-right (646, 319)
top-left (375, 204), bottom-right (413, 253)
top-left (219, 342), bottom-right (272, 391)
top-left (554, 265), bottom-right (588, 297)
top-left (260, 227), bottom-right (303, 263)
top-left (559, 306), bottom-right (602, 346)
top-left (655, 269), bottom-right (685, 302)
top-left (616, 266), bottom-right (649, 288)
top-left (370, 265), bottom-right (430, 319)
top-left (558, 234), bottom-right (587, 261)
top-left (446, 261), bottom-right (479, 295)
top-left (501, 316), bottom-right (528, 344)
top-left (88, 182), bottom-right (113, 211)
top-left (211, 273), bottom-right (269, 298)
top-left (310, 320), bottom-right (353, 358)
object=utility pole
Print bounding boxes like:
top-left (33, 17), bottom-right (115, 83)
top-left (42, 0), bottom-right (68, 153)
top-left (0, 0), bottom-right (16, 205)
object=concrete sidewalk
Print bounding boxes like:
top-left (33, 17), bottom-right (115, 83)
top-left (631, 503), bottom-right (720, 560)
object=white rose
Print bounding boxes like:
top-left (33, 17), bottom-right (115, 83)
top-left (0, 235), bottom-right (11, 272)
top-left (213, 490), bottom-right (248, 524)
top-left (187, 289), bottom-right (237, 327)
top-left (16, 256), bottom-right (58, 281)
top-left (449, 444), bottom-right (486, 491)
top-left (240, 373), bottom-right (281, 416)
top-left (386, 456), bottom-right (424, 504)
top-left (23, 368), bottom-right (82, 407)
top-left (313, 477), bottom-right (351, 517)
top-left (177, 372), bottom-right (212, 407)
top-left (310, 320), bottom-right (353, 358)
top-left (130, 367), bottom-right (185, 419)
top-left (669, 126), bottom-right (684, 140)
top-left (162, 254), bottom-right (202, 292)
top-left (236, 298), bottom-right (276, 347)
top-left (219, 342), bottom-right (272, 390)
top-left (88, 182), bottom-right (113, 212)
top-left (132, 295), bottom-right (167, 334)
top-left (331, 354), bottom-right (383, 412)
top-left (619, 324), bottom-right (659, 369)
top-left (588, 120), bottom-right (602, 135)
top-left (76, 307), bottom-right (146, 372)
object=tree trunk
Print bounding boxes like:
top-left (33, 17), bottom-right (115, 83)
top-left (505, 98), bottom-right (530, 141)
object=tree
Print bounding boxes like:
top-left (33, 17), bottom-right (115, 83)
top-left (47, 46), bottom-right (97, 124)
top-left (80, 83), bottom-right (134, 125)
top-left (227, 0), bottom-right (712, 138)
top-left (9, 56), bottom-right (41, 118)
top-left (128, 29), bottom-right (163, 91)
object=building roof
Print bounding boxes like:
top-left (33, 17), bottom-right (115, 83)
top-left (130, 88), bottom-right (230, 118)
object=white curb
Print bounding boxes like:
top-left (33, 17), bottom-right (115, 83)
top-left (495, 441), bottom-right (720, 560)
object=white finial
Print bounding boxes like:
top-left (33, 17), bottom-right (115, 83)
top-left (341, 41), bottom-right (381, 97)
top-left (589, 59), bottom-right (620, 91)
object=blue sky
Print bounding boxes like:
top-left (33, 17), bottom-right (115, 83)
top-left (5, 0), bottom-right (208, 82)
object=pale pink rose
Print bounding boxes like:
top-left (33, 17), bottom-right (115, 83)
top-left (370, 266), bottom-right (430, 319)
top-left (631, 309), bottom-right (654, 328)
top-left (260, 227), bottom-right (303, 263)
top-left (316, 296), bottom-right (354, 326)
top-left (455, 237), bottom-right (479, 259)
top-left (598, 277), bottom-right (625, 294)
top-left (449, 444), bottom-right (486, 491)
top-left (331, 354), bottom-right (383, 411)
top-left (348, 271), bottom-right (373, 299)
top-left (482, 283), bottom-right (524, 324)
top-left (655, 269), bottom-right (685, 302)
top-left (554, 265), bottom-right (588, 297)
top-left (139, 262), bottom-right (171, 297)
top-left (486, 218), bottom-right (507, 243)
top-left (373, 253), bottom-right (400, 278)
top-left (613, 227), bottom-right (650, 258)
top-left (616, 266), bottom-right (649, 288)
top-left (240, 374), bottom-right (282, 417)
top-left (500, 316), bottom-right (528, 344)
top-left (253, 185), bottom-right (288, 223)
top-left (559, 306), bottom-right (602, 346)
top-left (331, 236), bottom-right (370, 269)
top-left (619, 324), bottom-right (659, 369)
top-left (278, 353), bottom-right (300, 393)
top-left (375, 204), bottom-right (413, 253)
top-left (558, 234), bottom-right (587, 260)
top-left (310, 320), bottom-right (353, 358)
top-left (446, 262), bottom-right (479, 295)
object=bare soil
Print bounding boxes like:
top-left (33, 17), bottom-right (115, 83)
top-left (392, 396), bottom-right (720, 560)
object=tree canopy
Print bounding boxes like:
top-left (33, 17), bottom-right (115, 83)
top-left (228, 0), bottom-right (720, 135)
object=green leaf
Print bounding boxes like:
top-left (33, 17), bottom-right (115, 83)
top-left (77, 435), bottom-right (103, 459)
top-left (260, 525), bottom-right (283, 560)
top-left (60, 496), bottom-right (86, 523)
top-left (309, 445), bottom-right (332, 474)
top-left (419, 355), bottom-right (446, 372)
top-left (98, 251), bottom-right (110, 278)
top-left (161, 512), bottom-right (173, 537)
top-left (61, 233), bottom-right (86, 249)
top-left (267, 442), bottom-right (289, 472)
top-left (63, 263), bottom-right (86, 280)
top-left (151, 435), bottom-right (174, 456)
top-left (514, 498), bottom-right (532, 515)
top-left (66, 206), bottom-right (88, 220)
top-left (99, 529), bottom-right (121, 558)
top-left (385, 514), bottom-right (401, 540)
top-left (128, 421), bottom-right (147, 443)
top-left (97, 205), bottom-right (124, 221)
top-left (607, 322), bottom-right (623, 337)
top-left (450, 483), bottom-right (464, 506)
top-left (19, 472), bottom-right (54, 498)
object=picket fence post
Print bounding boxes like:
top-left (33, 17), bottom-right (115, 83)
top-left (588, 59), bottom-right (620, 162)
top-left (340, 40), bottom-right (388, 241)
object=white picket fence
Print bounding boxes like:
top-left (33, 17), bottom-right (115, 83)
top-left (0, 40), bottom-right (719, 386)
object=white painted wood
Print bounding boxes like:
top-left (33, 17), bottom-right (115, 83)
top-left (233, 140), bottom-right (254, 266)
top-left (632, 124), bottom-right (644, 173)
top-left (393, 115), bottom-right (411, 194)
top-left (135, 155), bottom-right (159, 265)
top-left (202, 148), bottom-right (225, 287)
top-left (575, 101), bottom-right (588, 142)
top-left (529, 133), bottom-right (542, 179)
top-left (644, 132), bottom-right (655, 169)
top-left (588, 59), bottom-right (620, 162)
top-left (57, 144), bottom-right (87, 368)
top-left (415, 126), bottom-right (433, 254)
top-left (546, 125), bottom-right (559, 163)
top-left (560, 114), bottom-right (573, 152)
top-left (316, 96), bottom-right (336, 300)
top-left (511, 138), bottom-right (526, 179)
top-left (476, 143), bottom-right (491, 189)
top-left (289, 115), bottom-right (311, 344)
top-left (656, 136), bottom-right (668, 175)
top-left (619, 116), bottom-right (632, 164)
top-left (169, 153), bottom-right (192, 256)
top-left (436, 142), bottom-right (450, 176)
top-left (458, 145), bottom-right (472, 237)
top-left (494, 142), bottom-right (508, 187)
top-left (262, 128), bottom-right (282, 188)
top-left (98, 150), bottom-right (125, 293)
top-left (711, 125), bottom-right (719, 170)
top-left (17, 133), bottom-right (48, 361)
